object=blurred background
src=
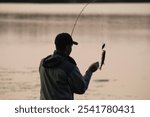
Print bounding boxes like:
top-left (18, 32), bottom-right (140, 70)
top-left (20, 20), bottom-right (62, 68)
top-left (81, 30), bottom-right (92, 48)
top-left (0, 1), bottom-right (150, 99)
top-left (0, 0), bottom-right (150, 3)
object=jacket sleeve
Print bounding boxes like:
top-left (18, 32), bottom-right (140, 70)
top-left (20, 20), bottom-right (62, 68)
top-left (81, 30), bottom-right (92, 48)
top-left (68, 67), bottom-right (93, 94)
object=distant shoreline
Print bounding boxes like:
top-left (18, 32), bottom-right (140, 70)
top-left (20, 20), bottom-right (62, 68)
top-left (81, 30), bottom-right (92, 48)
top-left (0, 3), bottom-right (150, 15)
top-left (0, 12), bottom-right (150, 21)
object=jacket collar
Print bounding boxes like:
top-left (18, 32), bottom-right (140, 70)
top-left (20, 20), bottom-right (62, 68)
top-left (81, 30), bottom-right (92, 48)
top-left (53, 50), bottom-right (77, 66)
top-left (54, 50), bottom-right (68, 57)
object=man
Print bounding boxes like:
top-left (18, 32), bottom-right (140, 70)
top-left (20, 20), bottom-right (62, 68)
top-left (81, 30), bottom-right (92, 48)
top-left (39, 32), bottom-right (99, 100)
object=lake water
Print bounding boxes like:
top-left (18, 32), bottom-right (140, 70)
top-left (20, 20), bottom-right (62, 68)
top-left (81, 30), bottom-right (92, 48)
top-left (0, 4), bottom-right (150, 99)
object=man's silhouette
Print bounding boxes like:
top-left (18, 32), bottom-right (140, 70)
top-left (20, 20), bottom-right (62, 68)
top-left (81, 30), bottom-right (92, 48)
top-left (39, 32), bottom-right (99, 100)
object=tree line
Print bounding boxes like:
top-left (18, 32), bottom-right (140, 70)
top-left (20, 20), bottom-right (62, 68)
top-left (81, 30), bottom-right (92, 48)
top-left (0, 0), bottom-right (149, 3)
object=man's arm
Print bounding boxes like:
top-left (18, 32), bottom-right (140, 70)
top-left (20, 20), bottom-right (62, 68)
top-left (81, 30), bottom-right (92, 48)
top-left (68, 62), bottom-right (99, 94)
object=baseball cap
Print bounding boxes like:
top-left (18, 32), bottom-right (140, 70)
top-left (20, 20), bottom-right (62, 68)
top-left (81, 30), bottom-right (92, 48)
top-left (55, 33), bottom-right (78, 47)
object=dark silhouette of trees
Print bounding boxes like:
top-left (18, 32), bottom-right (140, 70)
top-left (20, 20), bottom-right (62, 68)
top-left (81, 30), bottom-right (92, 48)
top-left (0, 0), bottom-right (149, 3)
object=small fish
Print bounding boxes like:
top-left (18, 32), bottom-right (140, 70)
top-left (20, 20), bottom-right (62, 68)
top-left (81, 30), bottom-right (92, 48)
top-left (99, 50), bottom-right (106, 70)
top-left (102, 43), bottom-right (105, 50)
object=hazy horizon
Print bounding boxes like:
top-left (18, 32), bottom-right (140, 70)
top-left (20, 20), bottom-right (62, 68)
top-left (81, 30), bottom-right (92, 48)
top-left (0, 3), bottom-right (150, 15)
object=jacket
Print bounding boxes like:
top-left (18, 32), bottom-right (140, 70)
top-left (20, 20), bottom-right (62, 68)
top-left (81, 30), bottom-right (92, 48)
top-left (39, 50), bottom-right (92, 100)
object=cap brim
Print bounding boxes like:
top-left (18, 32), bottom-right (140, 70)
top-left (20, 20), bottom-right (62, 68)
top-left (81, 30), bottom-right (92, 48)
top-left (73, 41), bottom-right (78, 45)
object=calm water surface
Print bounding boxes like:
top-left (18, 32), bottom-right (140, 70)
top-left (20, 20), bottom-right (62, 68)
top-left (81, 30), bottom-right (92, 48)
top-left (0, 4), bottom-right (150, 99)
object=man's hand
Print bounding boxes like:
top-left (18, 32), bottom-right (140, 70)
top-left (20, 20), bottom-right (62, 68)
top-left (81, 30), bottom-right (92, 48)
top-left (88, 62), bottom-right (99, 73)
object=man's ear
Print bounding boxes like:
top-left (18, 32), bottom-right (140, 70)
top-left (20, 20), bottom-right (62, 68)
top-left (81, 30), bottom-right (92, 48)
top-left (65, 45), bottom-right (72, 56)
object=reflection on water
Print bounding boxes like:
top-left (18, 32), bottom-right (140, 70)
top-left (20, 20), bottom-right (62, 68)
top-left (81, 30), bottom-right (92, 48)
top-left (0, 4), bottom-right (150, 99)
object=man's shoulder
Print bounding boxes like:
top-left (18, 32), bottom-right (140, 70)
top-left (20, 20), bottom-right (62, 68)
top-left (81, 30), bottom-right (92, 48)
top-left (59, 58), bottom-right (76, 76)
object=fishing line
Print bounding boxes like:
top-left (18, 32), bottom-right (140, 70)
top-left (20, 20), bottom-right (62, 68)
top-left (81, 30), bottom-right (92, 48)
top-left (71, 0), bottom-right (97, 36)
top-left (71, 0), bottom-right (106, 70)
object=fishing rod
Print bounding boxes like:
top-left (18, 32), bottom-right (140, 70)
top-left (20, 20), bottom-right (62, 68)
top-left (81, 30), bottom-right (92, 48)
top-left (71, 0), bottom-right (97, 36)
top-left (71, 0), bottom-right (106, 70)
